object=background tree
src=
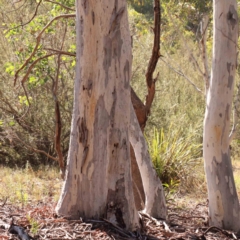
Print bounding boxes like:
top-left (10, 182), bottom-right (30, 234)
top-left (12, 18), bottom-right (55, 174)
top-left (203, 0), bottom-right (240, 231)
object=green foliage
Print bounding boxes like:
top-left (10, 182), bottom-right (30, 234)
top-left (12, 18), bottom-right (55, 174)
top-left (185, 0), bottom-right (212, 14)
top-left (4, 62), bottom-right (15, 75)
top-left (127, 0), bottom-right (153, 17)
top-left (128, 0), bottom-right (208, 195)
top-left (16, 189), bottom-right (28, 208)
top-left (147, 126), bottom-right (202, 190)
top-left (27, 215), bottom-right (40, 235)
top-left (0, 0), bottom-right (75, 166)
top-left (128, 6), bottom-right (152, 35)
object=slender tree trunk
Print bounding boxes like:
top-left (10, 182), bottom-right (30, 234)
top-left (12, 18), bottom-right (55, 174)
top-left (130, 0), bottom-right (163, 211)
top-left (56, 0), bottom-right (139, 230)
top-left (203, 0), bottom-right (239, 231)
top-left (130, 105), bottom-right (167, 219)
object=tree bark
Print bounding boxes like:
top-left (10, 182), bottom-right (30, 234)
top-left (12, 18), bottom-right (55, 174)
top-left (131, 87), bottom-right (147, 131)
top-left (130, 0), bottom-right (163, 212)
top-left (130, 144), bottom-right (145, 210)
top-left (203, 0), bottom-right (239, 231)
top-left (56, 0), bottom-right (139, 230)
top-left (130, 104), bottom-right (167, 219)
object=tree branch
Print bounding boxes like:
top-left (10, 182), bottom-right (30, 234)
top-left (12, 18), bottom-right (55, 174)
top-left (15, 134), bottom-right (59, 162)
top-left (17, 51), bottom-right (74, 107)
top-left (160, 58), bottom-right (203, 94)
top-left (14, 13), bottom-right (76, 86)
top-left (6, 0), bottom-right (42, 31)
top-left (44, 48), bottom-right (76, 56)
top-left (44, 0), bottom-right (75, 11)
top-left (52, 26), bottom-right (68, 178)
top-left (17, 53), bottom-right (56, 107)
top-left (145, 0), bottom-right (161, 115)
top-left (20, 53), bottom-right (55, 85)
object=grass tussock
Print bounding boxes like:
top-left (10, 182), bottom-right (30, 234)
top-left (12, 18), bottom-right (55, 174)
top-left (147, 126), bottom-right (203, 193)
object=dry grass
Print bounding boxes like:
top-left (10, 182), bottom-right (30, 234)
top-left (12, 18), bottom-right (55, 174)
top-left (0, 164), bottom-right (62, 206)
top-left (167, 158), bottom-right (240, 209)
top-left (1, 158), bottom-right (240, 209)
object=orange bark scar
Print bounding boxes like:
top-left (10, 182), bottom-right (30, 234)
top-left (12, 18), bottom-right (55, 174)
top-left (214, 125), bottom-right (222, 142)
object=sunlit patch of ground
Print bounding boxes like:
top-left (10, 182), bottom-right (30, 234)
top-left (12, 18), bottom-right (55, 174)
top-left (0, 165), bottom-right (62, 205)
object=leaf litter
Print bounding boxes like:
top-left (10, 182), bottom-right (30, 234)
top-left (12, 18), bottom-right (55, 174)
top-left (0, 198), bottom-right (239, 240)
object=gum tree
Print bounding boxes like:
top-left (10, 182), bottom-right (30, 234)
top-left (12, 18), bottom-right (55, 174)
top-left (203, 0), bottom-right (240, 231)
top-left (56, 0), bottom-right (141, 230)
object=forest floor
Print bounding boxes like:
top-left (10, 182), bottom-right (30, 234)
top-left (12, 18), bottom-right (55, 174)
top-left (0, 195), bottom-right (239, 240)
top-left (1, 165), bottom-right (240, 239)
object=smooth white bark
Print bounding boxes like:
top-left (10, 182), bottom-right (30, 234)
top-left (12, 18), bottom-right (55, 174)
top-left (56, 0), bottom-right (139, 230)
top-left (130, 105), bottom-right (167, 219)
top-left (203, 0), bottom-right (239, 231)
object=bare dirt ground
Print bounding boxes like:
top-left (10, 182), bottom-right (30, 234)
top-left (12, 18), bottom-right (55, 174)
top-left (0, 197), bottom-right (239, 240)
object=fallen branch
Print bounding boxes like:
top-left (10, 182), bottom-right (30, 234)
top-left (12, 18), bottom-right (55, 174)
top-left (102, 219), bottom-right (133, 238)
top-left (202, 226), bottom-right (236, 239)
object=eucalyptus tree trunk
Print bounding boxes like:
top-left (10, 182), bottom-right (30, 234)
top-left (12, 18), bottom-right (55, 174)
top-left (203, 0), bottom-right (240, 231)
top-left (56, 0), bottom-right (139, 230)
top-left (130, 0), bottom-right (163, 212)
top-left (130, 105), bottom-right (167, 219)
